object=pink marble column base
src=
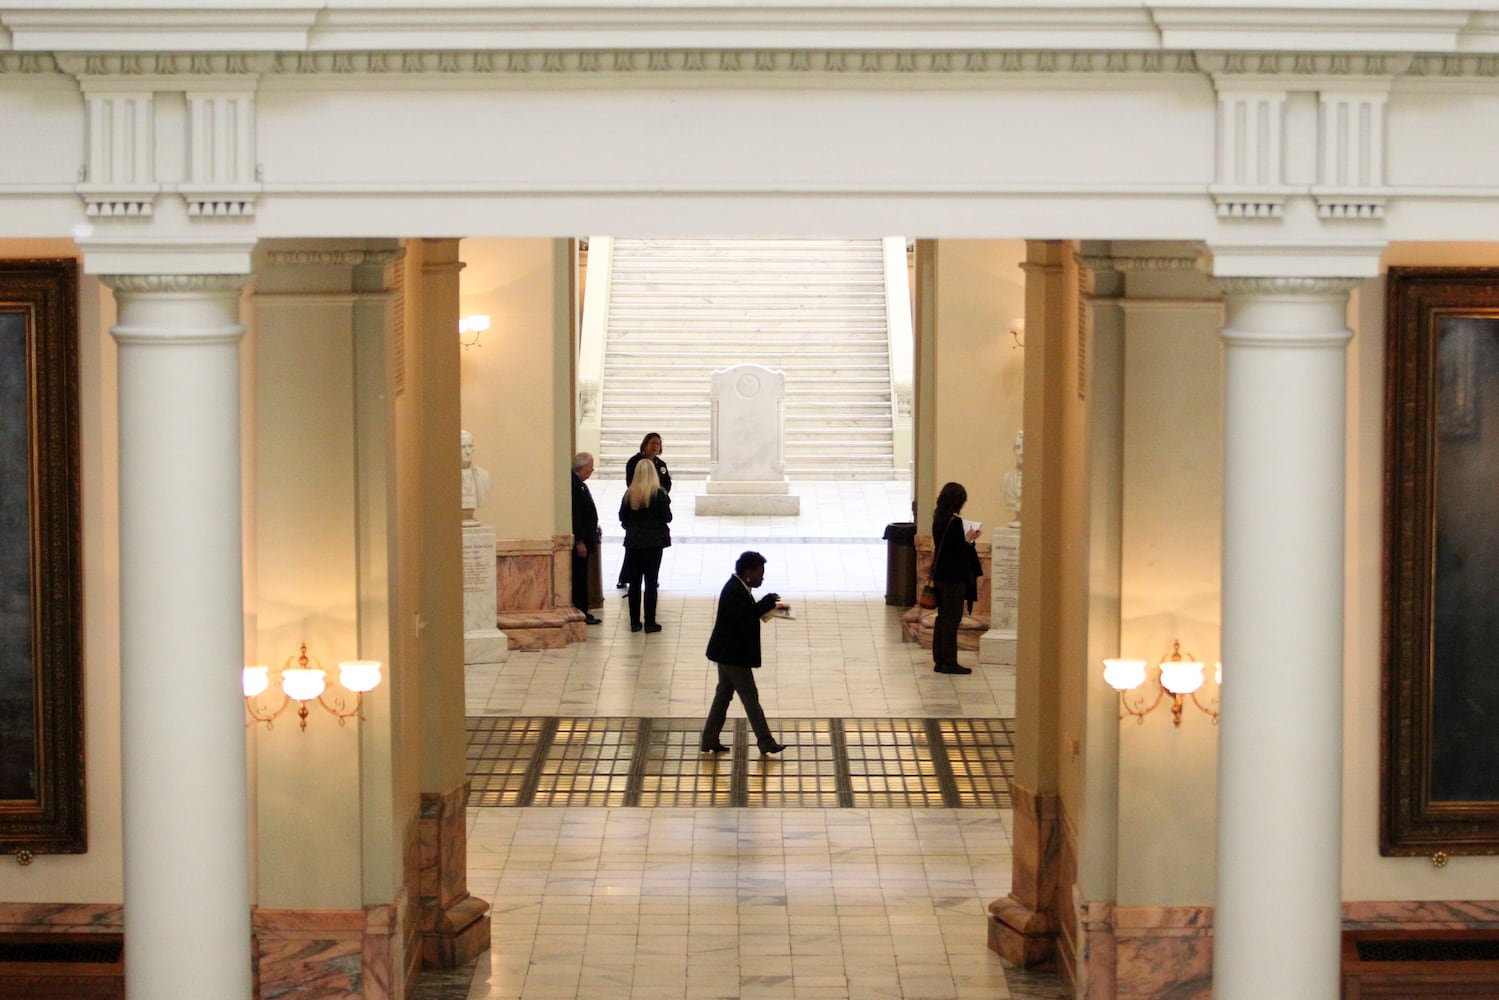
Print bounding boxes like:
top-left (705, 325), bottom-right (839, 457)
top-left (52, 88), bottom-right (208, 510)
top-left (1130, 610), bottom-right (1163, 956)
top-left (419, 783), bottom-right (491, 969)
top-left (989, 781), bottom-right (1060, 966)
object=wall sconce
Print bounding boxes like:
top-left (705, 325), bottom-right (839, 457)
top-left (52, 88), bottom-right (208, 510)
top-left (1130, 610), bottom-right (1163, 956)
top-left (458, 314), bottom-right (490, 350)
top-left (1104, 640), bottom-right (1220, 728)
top-left (1009, 317), bottom-right (1025, 349)
top-left (243, 644), bottom-right (382, 732)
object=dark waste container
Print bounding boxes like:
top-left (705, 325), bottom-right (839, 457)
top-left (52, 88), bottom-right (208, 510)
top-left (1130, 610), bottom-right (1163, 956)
top-left (883, 521), bottom-right (918, 607)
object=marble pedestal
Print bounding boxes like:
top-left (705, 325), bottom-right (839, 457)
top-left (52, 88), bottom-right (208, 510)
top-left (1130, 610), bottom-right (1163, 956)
top-left (462, 523), bottom-right (508, 666)
top-left (694, 479), bottom-right (801, 516)
top-left (900, 536), bottom-right (991, 649)
top-left (979, 528), bottom-right (1019, 666)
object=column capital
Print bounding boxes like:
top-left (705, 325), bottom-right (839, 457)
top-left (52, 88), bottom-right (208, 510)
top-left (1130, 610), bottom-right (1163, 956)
top-left (1206, 241), bottom-right (1384, 281)
top-left (1214, 275), bottom-right (1361, 298)
top-left (79, 237), bottom-right (255, 277)
top-left (101, 273), bottom-right (250, 295)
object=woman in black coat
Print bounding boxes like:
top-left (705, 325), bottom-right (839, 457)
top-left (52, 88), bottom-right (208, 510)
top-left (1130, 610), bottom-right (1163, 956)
top-left (619, 457), bottom-right (672, 632)
top-left (616, 432), bottom-right (672, 589)
top-left (930, 481), bottom-right (983, 675)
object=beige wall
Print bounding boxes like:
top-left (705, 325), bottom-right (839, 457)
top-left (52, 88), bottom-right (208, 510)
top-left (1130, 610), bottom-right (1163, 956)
top-left (924, 239), bottom-right (1026, 533)
top-left (458, 238), bottom-right (573, 542)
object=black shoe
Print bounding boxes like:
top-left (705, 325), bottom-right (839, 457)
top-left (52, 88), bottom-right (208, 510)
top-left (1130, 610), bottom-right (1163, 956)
top-left (759, 742), bottom-right (786, 755)
top-left (935, 663), bottom-right (973, 675)
top-left (630, 622), bottom-right (644, 633)
top-left (583, 614), bottom-right (602, 625)
top-left (701, 744), bottom-right (730, 753)
top-left (644, 622), bottom-right (662, 633)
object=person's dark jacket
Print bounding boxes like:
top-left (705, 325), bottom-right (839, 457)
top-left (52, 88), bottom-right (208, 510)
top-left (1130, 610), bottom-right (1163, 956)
top-left (624, 452), bottom-right (672, 494)
top-left (705, 575), bottom-right (778, 668)
top-left (931, 512), bottom-right (984, 605)
top-left (571, 471), bottom-right (599, 549)
top-left (619, 489), bottom-right (672, 549)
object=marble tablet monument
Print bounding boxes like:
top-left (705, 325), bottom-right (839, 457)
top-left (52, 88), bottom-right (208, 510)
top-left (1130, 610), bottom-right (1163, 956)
top-left (695, 363), bottom-right (801, 516)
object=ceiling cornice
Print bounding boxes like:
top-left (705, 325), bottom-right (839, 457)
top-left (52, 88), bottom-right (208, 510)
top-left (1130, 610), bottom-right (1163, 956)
top-left (3, 3), bottom-right (1499, 55)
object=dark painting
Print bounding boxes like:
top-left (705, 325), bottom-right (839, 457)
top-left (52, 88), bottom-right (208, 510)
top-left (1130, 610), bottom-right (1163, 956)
top-left (1384, 268), bottom-right (1499, 856)
top-left (0, 259), bottom-right (83, 860)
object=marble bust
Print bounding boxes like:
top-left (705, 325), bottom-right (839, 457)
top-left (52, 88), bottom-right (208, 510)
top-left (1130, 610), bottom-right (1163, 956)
top-left (460, 429), bottom-right (491, 522)
top-left (1002, 430), bottom-right (1022, 528)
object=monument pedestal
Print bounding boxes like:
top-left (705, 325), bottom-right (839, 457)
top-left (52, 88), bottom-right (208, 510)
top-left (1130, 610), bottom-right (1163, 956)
top-left (694, 479), bottom-right (801, 516)
top-left (462, 523), bottom-right (508, 666)
top-left (979, 527), bottom-right (1019, 666)
top-left (697, 363), bottom-right (801, 516)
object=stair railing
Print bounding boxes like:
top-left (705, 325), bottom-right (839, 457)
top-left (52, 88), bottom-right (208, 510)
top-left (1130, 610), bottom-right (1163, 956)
top-left (576, 235), bottom-right (614, 458)
top-left (884, 236), bottom-right (915, 476)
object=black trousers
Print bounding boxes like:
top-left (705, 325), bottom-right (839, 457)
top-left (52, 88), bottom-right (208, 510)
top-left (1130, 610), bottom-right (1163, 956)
top-left (932, 580), bottom-right (966, 667)
top-left (571, 541), bottom-right (594, 613)
top-left (701, 662), bottom-right (776, 750)
top-left (625, 546), bottom-right (663, 626)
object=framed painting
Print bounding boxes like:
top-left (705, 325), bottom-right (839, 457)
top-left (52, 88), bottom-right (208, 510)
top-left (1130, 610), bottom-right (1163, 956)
top-left (1383, 266), bottom-right (1499, 857)
top-left (0, 259), bottom-right (84, 862)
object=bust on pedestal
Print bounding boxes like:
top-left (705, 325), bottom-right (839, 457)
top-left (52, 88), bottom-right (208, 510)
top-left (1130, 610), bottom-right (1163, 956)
top-left (460, 430), bottom-right (508, 666)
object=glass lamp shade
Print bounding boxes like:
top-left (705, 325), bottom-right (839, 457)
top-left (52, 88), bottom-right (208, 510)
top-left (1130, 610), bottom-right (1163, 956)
top-left (242, 665), bottom-right (270, 698)
top-left (1215, 661), bottom-right (1223, 685)
top-left (1102, 658), bottom-right (1148, 692)
top-left (338, 660), bottom-right (383, 693)
top-left (1160, 659), bottom-right (1205, 695)
top-left (281, 667), bottom-right (327, 702)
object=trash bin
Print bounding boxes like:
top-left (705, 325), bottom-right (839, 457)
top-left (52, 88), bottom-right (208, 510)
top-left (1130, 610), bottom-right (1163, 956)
top-left (883, 521), bottom-right (918, 607)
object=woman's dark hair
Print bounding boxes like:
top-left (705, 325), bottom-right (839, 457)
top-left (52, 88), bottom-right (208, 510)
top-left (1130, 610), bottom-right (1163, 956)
top-left (639, 432), bottom-right (662, 452)
top-left (934, 481), bottom-right (968, 520)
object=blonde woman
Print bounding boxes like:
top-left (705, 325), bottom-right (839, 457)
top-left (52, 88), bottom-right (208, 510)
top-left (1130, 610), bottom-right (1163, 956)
top-left (618, 458), bottom-right (673, 633)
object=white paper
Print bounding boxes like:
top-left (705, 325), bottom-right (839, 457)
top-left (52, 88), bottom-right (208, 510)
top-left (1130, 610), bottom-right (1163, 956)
top-left (963, 518), bottom-right (982, 535)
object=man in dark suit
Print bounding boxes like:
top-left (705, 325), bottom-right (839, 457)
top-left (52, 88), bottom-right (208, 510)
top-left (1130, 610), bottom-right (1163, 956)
top-left (700, 551), bottom-right (786, 755)
top-left (570, 452), bottom-right (602, 625)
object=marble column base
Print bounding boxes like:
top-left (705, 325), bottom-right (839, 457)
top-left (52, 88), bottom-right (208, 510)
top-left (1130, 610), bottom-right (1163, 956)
top-left (253, 905), bottom-right (401, 1000)
top-left (989, 780), bottom-right (1060, 968)
top-left (464, 628), bottom-right (509, 666)
top-left (695, 489), bottom-right (801, 516)
top-left (419, 784), bottom-right (491, 971)
top-left (421, 895), bottom-right (491, 969)
top-left (495, 608), bottom-right (585, 650)
top-left (979, 627), bottom-right (1017, 665)
top-left (900, 606), bottom-right (991, 650)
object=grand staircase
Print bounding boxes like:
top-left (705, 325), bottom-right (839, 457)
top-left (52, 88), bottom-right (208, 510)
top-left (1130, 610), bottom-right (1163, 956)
top-left (595, 237), bottom-right (899, 480)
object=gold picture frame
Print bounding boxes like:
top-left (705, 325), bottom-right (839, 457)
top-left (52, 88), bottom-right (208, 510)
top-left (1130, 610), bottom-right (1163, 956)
top-left (1383, 267), bottom-right (1499, 856)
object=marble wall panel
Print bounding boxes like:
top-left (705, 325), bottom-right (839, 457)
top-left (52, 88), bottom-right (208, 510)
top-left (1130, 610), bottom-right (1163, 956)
top-left (0, 901), bottom-right (122, 933)
top-left (1112, 906), bottom-right (1213, 1000)
top-left (254, 907), bottom-right (366, 998)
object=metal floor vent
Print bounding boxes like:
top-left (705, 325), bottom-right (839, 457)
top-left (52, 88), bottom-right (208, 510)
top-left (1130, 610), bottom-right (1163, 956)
top-left (466, 716), bottom-right (1014, 809)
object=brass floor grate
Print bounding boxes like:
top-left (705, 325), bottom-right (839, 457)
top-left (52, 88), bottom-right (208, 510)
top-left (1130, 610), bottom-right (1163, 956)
top-left (466, 716), bottom-right (1014, 809)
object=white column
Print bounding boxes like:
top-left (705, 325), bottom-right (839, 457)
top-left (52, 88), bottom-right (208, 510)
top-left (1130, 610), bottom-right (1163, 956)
top-left (107, 274), bottom-right (252, 1000)
top-left (1212, 276), bottom-right (1356, 1000)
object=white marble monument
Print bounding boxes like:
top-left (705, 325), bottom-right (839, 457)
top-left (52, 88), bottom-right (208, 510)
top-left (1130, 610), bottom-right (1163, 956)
top-left (982, 432), bottom-right (1022, 665)
top-left (460, 429), bottom-right (507, 665)
top-left (695, 363), bottom-right (801, 516)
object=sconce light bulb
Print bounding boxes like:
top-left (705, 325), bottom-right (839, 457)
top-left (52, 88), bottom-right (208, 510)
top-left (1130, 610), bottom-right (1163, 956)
top-left (338, 660), bottom-right (383, 694)
top-left (1215, 661), bottom-right (1223, 685)
top-left (281, 666), bottom-right (327, 702)
top-left (242, 665), bottom-right (270, 698)
top-left (1160, 659), bottom-right (1205, 696)
top-left (1103, 658), bottom-right (1147, 692)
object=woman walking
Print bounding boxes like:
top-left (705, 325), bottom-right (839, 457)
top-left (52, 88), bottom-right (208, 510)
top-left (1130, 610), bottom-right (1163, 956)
top-left (930, 481), bottom-right (983, 674)
top-left (619, 458), bottom-right (672, 633)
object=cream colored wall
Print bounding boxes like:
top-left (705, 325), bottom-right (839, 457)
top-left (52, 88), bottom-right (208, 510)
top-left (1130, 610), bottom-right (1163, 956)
top-left (1114, 292), bottom-right (1224, 906)
top-left (928, 240), bottom-right (1025, 533)
top-left (458, 238), bottom-right (570, 541)
top-left (1341, 243), bottom-right (1499, 901)
top-left (0, 242), bottom-right (125, 904)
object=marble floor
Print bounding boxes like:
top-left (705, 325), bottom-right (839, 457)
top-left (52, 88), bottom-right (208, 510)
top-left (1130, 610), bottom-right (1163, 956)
top-left (438, 479), bottom-right (1061, 999)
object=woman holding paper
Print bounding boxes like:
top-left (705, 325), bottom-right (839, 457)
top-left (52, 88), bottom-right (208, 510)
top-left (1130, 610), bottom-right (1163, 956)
top-left (929, 481), bottom-right (983, 675)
